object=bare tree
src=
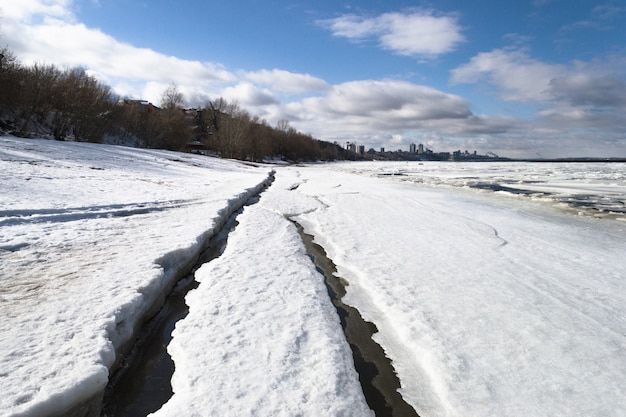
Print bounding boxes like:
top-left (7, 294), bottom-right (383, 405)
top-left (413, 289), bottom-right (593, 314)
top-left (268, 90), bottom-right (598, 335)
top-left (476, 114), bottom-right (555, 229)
top-left (155, 85), bottom-right (191, 150)
top-left (276, 119), bottom-right (290, 132)
top-left (247, 117), bottom-right (274, 162)
top-left (199, 97), bottom-right (228, 153)
top-left (221, 101), bottom-right (252, 159)
top-left (205, 97), bottom-right (227, 131)
top-left (160, 84), bottom-right (184, 110)
top-left (70, 69), bottom-right (115, 142)
top-left (17, 63), bottom-right (60, 136)
top-left (0, 47), bottom-right (21, 123)
top-left (0, 44), bottom-right (345, 160)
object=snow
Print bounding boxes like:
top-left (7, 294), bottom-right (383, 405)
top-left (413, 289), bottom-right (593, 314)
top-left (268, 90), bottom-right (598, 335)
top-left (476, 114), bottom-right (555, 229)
top-left (0, 136), bottom-right (272, 416)
top-left (268, 163), bottom-right (626, 417)
top-left (2, 137), bottom-right (625, 417)
top-left (152, 199), bottom-right (371, 417)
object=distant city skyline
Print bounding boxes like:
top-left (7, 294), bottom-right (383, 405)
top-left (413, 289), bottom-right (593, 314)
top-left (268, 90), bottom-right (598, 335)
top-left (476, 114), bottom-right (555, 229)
top-left (2, 0), bottom-right (625, 158)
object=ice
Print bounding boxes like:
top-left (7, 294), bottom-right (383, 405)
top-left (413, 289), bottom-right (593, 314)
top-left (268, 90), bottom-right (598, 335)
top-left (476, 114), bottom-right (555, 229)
top-left (2, 136), bottom-right (625, 417)
top-left (339, 161), bottom-right (626, 218)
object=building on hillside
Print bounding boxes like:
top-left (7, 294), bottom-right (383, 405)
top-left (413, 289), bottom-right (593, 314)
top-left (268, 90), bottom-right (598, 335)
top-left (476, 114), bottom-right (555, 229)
top-left (117, 99), bottom-right (159, 113)
top-left (187, 140), bottom-right (208, 154)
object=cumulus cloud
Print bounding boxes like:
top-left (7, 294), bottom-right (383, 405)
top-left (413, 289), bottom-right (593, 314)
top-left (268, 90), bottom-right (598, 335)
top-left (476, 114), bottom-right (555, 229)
top-left (220, 82), bottom-right (280, 107)
top-left (318, 9), bottom-right (464, 57)
top-left (243, 69), bottom-right (330, 94)
top-left (325, 80), bottom-right (471, 119)
top-left (449, 48), bottom-right (626, 156)
top-left (451, 48), bottom-right (626, 111)
top-left (548, 74), bottom-right (626, 107)
top-left (277, 79), bottom-right (492, 147)
top-left (294, 80), bottom-right (472, 123)
top-left (12, 22), bottom-right (233, 82)
top-left (450, 48), bottom-right (562, 102)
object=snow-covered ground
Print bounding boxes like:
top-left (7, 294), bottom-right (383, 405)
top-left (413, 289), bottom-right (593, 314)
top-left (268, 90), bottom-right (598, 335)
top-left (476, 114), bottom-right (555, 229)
top-left (2, 136), bottom-right (625, 417)
top-left (0, 136), bottom-right (275, 416)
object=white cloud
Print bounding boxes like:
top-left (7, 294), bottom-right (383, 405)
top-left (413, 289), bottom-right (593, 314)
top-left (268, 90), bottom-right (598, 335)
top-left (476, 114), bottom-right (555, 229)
top-left (277, 79), bottom-right (484, 147)
top-left (449, 48), bottom-right (626, 156)
top-left (243, 69), bottom-right (330, 94)
top-left (318, 10), bottom-right (464, 57)
top-left (319, 14), bottom-right (381, 39)
top-left (11, 22), bottom-right (232, 82)
top-left (451, 48), bottom-right (626, 113)
top-left (0, 0), bottom-right (73, 22)
top-left (450, 48), bottom-right (562, 103)
top-left (1, 0), bottom-right (235, 102)
top-left (220, 82), bottom-right (280, 107)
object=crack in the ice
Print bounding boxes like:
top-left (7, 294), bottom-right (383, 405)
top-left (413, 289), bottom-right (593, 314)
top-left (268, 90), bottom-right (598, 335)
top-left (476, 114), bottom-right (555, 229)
top-left (101, 173), bottom-right (275, 417)
top-left (291, 219), bottom-right (420, 417)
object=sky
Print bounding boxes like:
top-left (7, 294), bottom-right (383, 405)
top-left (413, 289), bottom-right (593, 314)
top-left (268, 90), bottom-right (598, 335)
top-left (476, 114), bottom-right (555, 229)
top-left (1, 0), bottom-right (625, 158)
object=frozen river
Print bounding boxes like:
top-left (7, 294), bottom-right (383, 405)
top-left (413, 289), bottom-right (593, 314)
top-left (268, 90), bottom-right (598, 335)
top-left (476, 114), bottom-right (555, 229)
top-left (1, 136), bottom-right (624, 417)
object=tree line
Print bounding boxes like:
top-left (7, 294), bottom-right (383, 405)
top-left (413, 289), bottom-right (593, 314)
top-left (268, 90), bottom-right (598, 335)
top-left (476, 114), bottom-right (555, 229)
top-left (0, 47), bottom-right (352, 162)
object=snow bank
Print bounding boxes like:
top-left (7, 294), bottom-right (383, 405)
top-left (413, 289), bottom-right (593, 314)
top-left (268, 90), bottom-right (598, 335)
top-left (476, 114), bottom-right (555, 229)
top-left (151, 202), bottom-right (372, 416)
top-left (0, 136), bottom-right (272, 416)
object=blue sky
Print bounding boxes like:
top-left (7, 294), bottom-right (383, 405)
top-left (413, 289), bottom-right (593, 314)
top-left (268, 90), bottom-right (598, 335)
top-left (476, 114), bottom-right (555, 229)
top-left (2, 0), bottom-right (625, 157)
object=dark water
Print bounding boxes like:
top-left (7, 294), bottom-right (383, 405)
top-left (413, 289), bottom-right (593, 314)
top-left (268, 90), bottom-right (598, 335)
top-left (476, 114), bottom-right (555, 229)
top-left (101, 218), bottom-right (237, 417)
top-left (469, 182), bottom-right (626, 217)
top-left (101, 178), bottom-right (274, 417)
top-left (293, 220), bottom-right (420, 417)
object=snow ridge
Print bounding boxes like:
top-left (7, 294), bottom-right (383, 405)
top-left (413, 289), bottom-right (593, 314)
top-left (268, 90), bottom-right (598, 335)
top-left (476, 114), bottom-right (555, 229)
top-left (0, 136), bottom-right (273, 417)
